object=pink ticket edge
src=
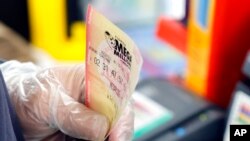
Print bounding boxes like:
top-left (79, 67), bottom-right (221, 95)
top-left (85, 5), bottom-right (92, 107)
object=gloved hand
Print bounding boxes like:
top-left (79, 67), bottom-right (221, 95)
top-left (0, 61), bottom-right (134, 141)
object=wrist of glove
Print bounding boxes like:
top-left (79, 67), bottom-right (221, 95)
top-left (0, 61), bottom-right (134, 141)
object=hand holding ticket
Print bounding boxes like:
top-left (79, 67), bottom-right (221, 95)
top-left (85, 5), bottom-right (143, 138)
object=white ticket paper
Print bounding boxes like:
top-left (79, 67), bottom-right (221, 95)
top-left (85, 5), bottom-right (143, 132)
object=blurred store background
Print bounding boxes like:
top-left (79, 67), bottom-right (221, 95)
top-left (0, 0), bottom-right (250, 141)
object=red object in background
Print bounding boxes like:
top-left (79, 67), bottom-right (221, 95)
top-left (206, 0), bottom-right (250, 107)
top-left (156, 17), bottom-right (187, 54)
top-left (156, 0), bottom-right (250, 108)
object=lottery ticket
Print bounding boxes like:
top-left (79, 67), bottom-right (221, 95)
top-left (85, 5), bottom-right (143, 133)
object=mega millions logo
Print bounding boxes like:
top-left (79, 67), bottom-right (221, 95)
top-left (104, 31), bottom-right (132, 68)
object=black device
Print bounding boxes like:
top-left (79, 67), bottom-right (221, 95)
top-left (134, 78), bottom-right (225, 141)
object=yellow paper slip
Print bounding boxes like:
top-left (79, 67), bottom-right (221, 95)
top-left (85, 5), bottom-right (143, 135)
